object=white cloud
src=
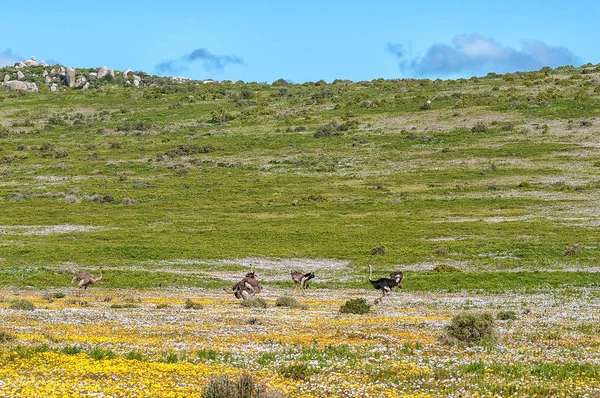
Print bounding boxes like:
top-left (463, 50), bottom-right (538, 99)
top-left (388, 34), bottom-right (582, 77)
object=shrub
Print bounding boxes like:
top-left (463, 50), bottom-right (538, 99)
top-left (497, 310), bottom-right (518, 320)
top-left (441, 312), bottom-right (496, 345)
top-left (163, 351), bottom-right (180, 363)
top-left (339, 298), bottom-right (371, 314)
top-left (155, 303), bottom-right (170, 309)
top-left (278, 362), bottom-right (316, 381)
top-left (471, 122), bottom-right (488, 133)
top-left (125, 350), bottom-right (145, 361)
top-left (202, 371), bottom-right (287, 398)
top-left (110, 303), bottom-right (138, 309)
top-left (10, 299), bottom-right (35, 311)
top-left (61, 345), bottom-right (82, 355)
top-left (434, 247), bottom-right (449, 255)
top-left (518, 181), bottom-right (531, 188)
top-left (0, 330), bottom-right (16, 343)
top-left (89, 347), bottom-right (116, 360)
top-left (433, 264), bottom-right (461, 273)
top-left (241, 298), bottom-right (267, 308)
top-left (275, 296), bottom-right (301, 308)
top-left (313, 120), bottom-right (345, 138)
top-left (52, 292), bottom-right (65, 299)
top-left (184, 299), bottom-right (203, 310)
top-left (197, 348), bottom-right (218, 361)
top-left (371, 246), bottom-right (386, 255)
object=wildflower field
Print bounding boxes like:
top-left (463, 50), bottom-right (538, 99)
top-left (1, 285), bottom-right (599, 397)
top-left (1, 62), bottom-right (600, 396)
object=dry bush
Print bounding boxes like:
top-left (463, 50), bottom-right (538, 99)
top-left (203, 371), bottom-right (287, 398)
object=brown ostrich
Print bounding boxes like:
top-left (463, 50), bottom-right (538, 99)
top-left (71, 267), bottom-right (103, 290)
top-left (290, 269), bottom-right (315, 294)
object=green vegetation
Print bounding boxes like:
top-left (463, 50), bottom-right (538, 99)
top-left (9, 299), bottom-right (35, 311)
top-left (184, 298), bottom-right (203, 310)
top-left (0, 62), bottom-right (599, 295)
top-left (203, 371), bottom-right (286, 398)
top-left (241, 298), bottom-right (267, 308)
top-left (339, 298), bottom-right (371, 314)
top-left (275, 295), bottom-right (302, 308)
top-left (441, 311), bottom-right (496, 345)
top-left (0, 330), bottom-right (16, 343)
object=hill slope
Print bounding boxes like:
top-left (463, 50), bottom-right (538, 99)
top-left (1, 62), bottom-right (600, 290)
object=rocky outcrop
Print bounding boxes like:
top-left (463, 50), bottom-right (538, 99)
top-left (170, 76), bottom-right (188, 84)
top-left (97, 66), bottom-right (108, 79)
top-left (75, 76), bottom-right (87, 87)
top-left (89, 72), bottom-right (97, 80)
top-left (14, 61), bottom-right (26, 69)
top-left (16, 71), bottom-right (25, 80)
top-left (50, 83), bottom-right (58, 92)
top-left (2, 80), bottom-right (38, 92)
top-left (65, 68), bottom-right (76, 87)
top-left (123, 68), bottom-right (132, 78)
top-left (3, 75), bottom-right (9, 83)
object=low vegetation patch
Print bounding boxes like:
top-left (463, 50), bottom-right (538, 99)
top-left (9, 299), bottom-right (35, 311)
top-left (497, 310), bottom-right (518, 320)
top-left (0, 330), bottom-right (16, 343)
top-left (184, 298), bottom-right (203, 310)
top-left (275, 296), bottom-right (302, 308)
top-left (241, 298), bottom-right (267, 308)
top-left (339, 298), bottom-right (371, 314)
top-left (441, 311), bottom-right (496, 345)
top-left (203, 371), bottom-right (286, 398)
top-left (433, 264), bottom-right (461, 273)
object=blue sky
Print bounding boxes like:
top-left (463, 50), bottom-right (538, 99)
top-left (1, 0), bottom-right (597, 83)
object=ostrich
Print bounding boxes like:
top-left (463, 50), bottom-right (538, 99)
top-left (389, 271), bottom-right (404, 291)
top-left (367, 265), bottom-right (402, 303)
top-left (290, 269), bottom-right (315, 294)
top-left (223, 264), bottom-right (262, 300)
top-left (71, 267), bottom-right (103, 290)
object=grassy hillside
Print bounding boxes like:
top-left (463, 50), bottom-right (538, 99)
top-left (1, 64), bottom-right (600, 291)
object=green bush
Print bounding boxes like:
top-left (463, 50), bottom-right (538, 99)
top-left (278, 362), bottom-right (316, 381)
top-left (339, 298), bottom-right (371, 314)
top-left (89, 347), bottom-right (116, 360)
top-left (275, 296), bottom-right (301, 308)
top-left (10, 299), bottom-right (35, 311)
top-left (61, 345), bottom-right (82, 355)
top-left (125, 350), bottom-right (146, 361)
top-left (497, 310), bottom-right (518, 320)
top-left (433, 264), bottom-right (461, 273)
top-left (197, 348), bottom-right (218, 361)
top-left (0, 330), bottom-right (16, 343)
top-left (471, 121), bottom-right (488, 133)
top-left (184, 298), bottom-right (203, 310)
top-left (241, 298), bottom-right (267, 308)
top-left (441, 312), bottom-right (496, 345)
